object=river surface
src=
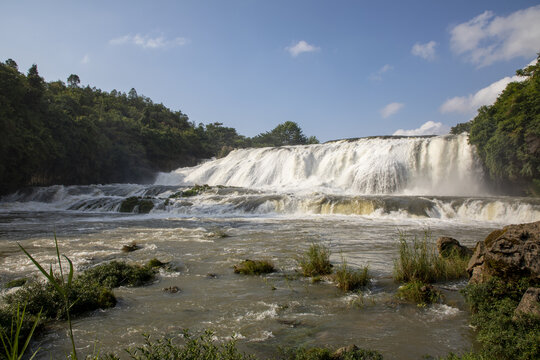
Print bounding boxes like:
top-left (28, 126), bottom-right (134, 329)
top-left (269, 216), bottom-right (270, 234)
top-left (1, 134), bottom-right (539, 359)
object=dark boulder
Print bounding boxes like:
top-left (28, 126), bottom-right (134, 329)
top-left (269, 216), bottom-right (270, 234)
top-left (467, 221), bottom-right (540, 283)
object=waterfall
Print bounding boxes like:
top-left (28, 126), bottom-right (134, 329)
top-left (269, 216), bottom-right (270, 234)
top-left (156, 133), bottom-right (486, 196)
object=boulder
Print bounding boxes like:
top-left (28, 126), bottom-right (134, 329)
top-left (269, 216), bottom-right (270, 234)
top-left (163, 286), bottom-right (180, 293)
top-left (514, 287), bottom-right (540, 319)
top-left (467, 221), bottom-right (540, 283)
top-left (437, 237), bottom-right (472, 258)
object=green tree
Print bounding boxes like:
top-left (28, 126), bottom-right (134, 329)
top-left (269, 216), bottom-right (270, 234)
top-left (67, 74), bottom-right (80, 88)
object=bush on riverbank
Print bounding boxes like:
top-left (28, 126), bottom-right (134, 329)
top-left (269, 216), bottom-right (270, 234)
top-left (298, 243), bottom-right (333, 277)
top-left (233, 259), bottom-right (275, 275)
top-left (458, 277), bottom-right (540, 360)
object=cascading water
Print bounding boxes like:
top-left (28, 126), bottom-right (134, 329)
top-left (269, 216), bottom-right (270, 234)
top-left (155, 133), bottom-right (486, 196)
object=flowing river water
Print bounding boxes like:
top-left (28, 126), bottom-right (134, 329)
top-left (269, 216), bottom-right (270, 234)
top-left (1, 134), bottom-right (539, 359)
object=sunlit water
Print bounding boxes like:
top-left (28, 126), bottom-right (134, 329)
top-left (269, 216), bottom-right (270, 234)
top-left (1, 135), bottom-right (539, 359)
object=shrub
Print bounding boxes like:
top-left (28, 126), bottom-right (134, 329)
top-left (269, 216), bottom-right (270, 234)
top-left (396, 280), bottom-right (441, 306)
top-left (460, 278), bottom-right (540, 360)
top-left (333, 260), bottom-right (370, 292)
top-left (280, 345), bottom-right (383, 360)
top-left (298, 243), bottom-right (333, 277)
top-left (233, 260), bottom-right (275, 275)
top-left (393, 232), bottom-right (468, 284)
top-left (3, 278), bottom-right (116, 320)
top-left (78, 261), bottom-right (157, 288)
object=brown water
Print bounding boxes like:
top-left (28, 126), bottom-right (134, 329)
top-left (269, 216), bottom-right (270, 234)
top-left (0, 210), bottom-right (501, 359)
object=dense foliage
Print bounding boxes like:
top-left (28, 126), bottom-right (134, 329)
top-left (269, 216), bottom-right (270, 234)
top-left (451, 54), bottom-right (540, 195)
top-left (0, 59), bottom-right (318, 195)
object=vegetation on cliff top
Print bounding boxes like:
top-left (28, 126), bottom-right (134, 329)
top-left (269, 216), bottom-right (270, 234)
top-left (0, 59), bottom-right (318, 195)
top-left (451, 54), bottom-right (540, 196)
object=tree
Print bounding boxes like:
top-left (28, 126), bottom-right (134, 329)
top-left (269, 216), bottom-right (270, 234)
top-left (5, 58), bottom-right (18, 70)
top-left (67, 74), bottom-right (80, 88)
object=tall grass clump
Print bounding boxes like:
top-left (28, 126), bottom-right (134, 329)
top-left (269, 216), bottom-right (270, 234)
top-left (393, 231), bottom-right (468, 284)
top-left (298, 243), bottom-right (333, 277)
top-left (0, 304), bottom-right (41, 360)
top-left (233, 259), bottom-right (275, 275)
top-left (333, 259), bottom-right (370, 292)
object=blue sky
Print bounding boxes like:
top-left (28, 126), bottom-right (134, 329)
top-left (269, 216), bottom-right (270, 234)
top-left (1, 1), bottom-right (539, 142)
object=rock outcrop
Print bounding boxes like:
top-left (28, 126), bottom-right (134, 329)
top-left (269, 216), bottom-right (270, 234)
top-left (514, 287), bottom-right (540, 319)
top-left (467, 221), bottom-right (540, 283)
top-left (437, 236), bottom-right (472, 258)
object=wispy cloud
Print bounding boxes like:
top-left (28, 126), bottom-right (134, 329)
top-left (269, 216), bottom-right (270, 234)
top-left (380, 102), bottom-right (404, 118)
top-left (393, 121), bottom-right (449, 136)
top-left (411, 41), bottom-right (437, 61)
top-left (369, 64), bottom-right (394, 81)
top-left (109, 34), bottom-right (189, 49)
top-left (440, 59), bottom-right (535, 114)
top-left (286, 40), bottom-right (320, 57)
top-left (81, 54), bottom-right (90, 64)
top-left (450, 5), bottom-right (540, 67)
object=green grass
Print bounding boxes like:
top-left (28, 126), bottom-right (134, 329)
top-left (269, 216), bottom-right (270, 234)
top-left (333, 260), bottom-right (370, 292)
top-left (393, 231), bottom-right (469, 284)
top-left (0, 304), bottom-right (41, 360)
top-left (77, 261), bottom-right (157, 288)
top-left (280, 345), bottom-right (383, 360)
top-left (3, 279), bottom-right (27, 289)
top-left (233, 259), bottom-right (275, 275)
top-left (396, 280), bottom-right (441, 306)
top-left (298, 243), bottom-right (333, 277)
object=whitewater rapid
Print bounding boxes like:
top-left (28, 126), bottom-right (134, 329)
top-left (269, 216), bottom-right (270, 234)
top-left (155, 133), bottom-right (485, 196)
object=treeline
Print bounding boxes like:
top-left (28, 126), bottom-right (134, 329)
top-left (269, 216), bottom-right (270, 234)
top-left (0, 59), bottom-right (318, 195)
top-left (451, 54), bottom-right (540, 196)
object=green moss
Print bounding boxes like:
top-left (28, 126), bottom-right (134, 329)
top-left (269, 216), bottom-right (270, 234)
top-left (233, 259), bottom-right (275, 275)
top-left (484, 228), bottom-right (506, 248)
top-left (397, 280), bottom-right (441, 306)
top-left (333, 261), bottom-right (370, 292)
top-left (298, 243), bottom-right (333, 277)
top-left (78, 261), bottom-right (157, 288)
top-left (119, 197), bottom-right (154, 214)
top-left (4, 277), bottom-right (27, 288)
top-left (169, 184), bottom-right (212, 199)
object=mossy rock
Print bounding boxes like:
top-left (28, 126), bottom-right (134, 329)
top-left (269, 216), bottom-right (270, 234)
top-left (397, 281), bottom-right (441, 306)
top-left (119, 197), bottom-right (154, 213)
top-left (147, 258), bottom-right (167, 268)
top-left (78, 260), bottom-right (157, 288)
top-left (169, 184), bottom-right (212, 199)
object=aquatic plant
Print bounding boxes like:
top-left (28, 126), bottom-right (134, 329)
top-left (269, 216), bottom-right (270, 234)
top-left (77, 261), bottom-right (157, 288)
top-left (119, 197), bottom-right (154, 214)
top-left (0, 304), bottom-right (41, 360)
top-left (233, 259), bottom-right (275, 275)
top-left (3, 279), bottom-right (27, 289)
top-left (146, 258), bottom-right (167, 269)
top-left (393, 231), bottom-right (468, 284)
top-left (396, 280), bottom-right (441, 306)
top-left (333, 259), bottom-right (370, 292)
top-left (297, 243), bottom-right (333, 277)
top-left (124, 329), bottom-right (255, 360)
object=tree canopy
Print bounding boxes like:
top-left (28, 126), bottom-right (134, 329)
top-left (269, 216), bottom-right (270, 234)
top-left (451, 54), bottom-right (540, 195)
top-left (0, 59), bottom-right (318, 195)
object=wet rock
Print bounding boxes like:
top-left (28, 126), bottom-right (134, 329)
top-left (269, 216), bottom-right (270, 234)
top-left (467, 221), bottom-right (540, 283)
top-left (276, 318), bottom-right (301, 328)
top-left (121, 242), bottom-right (140, 252)
top-left (206, 273), bottom-right (218, 279)
top-left (437, 236), bottom-right (472, 258)
top-left (514, 287), bottom-right (540, 319)
top-left (163, 286), bottom-right (180, 293)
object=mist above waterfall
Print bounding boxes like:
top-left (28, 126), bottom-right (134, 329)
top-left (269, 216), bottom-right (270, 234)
top-left (156, 134), bottom-right (487, 196)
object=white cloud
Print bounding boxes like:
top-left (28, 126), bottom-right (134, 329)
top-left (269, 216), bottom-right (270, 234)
top-left (81, 54), bottom-right (90, 64)
top-left (380, 102), bottom-right (404, 118)
top-left (439, 59), bottom-right (535, 114)
top-left (393, 121), bottom-right (450, 136)
top-left (411, 41), bottom-right (437, 61)
top-left (286, 40), bottom-right (320, 57)
top-left (450, 5), bottom-right (540, 66)
top-left (369, 64), bottom-right (394, 81)
top-left (109, 34), bottom-right (188, 49)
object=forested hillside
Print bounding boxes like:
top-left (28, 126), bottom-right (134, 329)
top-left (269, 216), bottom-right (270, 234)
top-left (451, 55), bottom-right (540, 196)
top-left (0, 59), bottom-right (318, 195)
